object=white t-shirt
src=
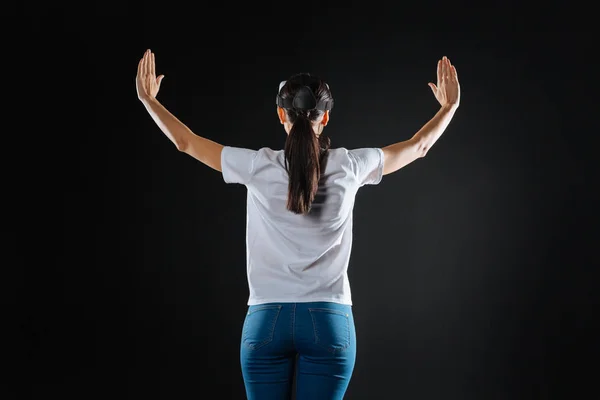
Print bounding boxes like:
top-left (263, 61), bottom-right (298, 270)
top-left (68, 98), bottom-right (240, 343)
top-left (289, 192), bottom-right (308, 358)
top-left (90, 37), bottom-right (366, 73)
top-left (221, 146), bottom-right (384, 305)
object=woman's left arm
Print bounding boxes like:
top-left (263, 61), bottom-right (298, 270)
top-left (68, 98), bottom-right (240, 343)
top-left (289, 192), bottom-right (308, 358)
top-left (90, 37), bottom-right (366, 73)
top-left (136, 49), bottom-right (223, 172)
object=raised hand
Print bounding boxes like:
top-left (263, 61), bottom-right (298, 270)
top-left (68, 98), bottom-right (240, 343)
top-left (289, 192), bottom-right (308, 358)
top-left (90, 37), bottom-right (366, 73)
top-left (428, 56), bottom-right (460, 108)
top-left (136, 49), bottom-right (165, 102)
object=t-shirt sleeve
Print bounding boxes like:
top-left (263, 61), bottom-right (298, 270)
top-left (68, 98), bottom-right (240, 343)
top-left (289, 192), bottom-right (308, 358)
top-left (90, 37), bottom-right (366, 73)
top-left (348, 147), bottom-right (385, 187)
top-left (221, 146), bottom-right (260, 185)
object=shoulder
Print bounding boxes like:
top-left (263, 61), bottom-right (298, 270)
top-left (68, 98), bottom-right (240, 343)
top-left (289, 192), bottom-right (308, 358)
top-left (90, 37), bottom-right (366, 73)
top-left (256, 147), bottom-right (281, 156)
top-left (346, 147), bottom-right (384, 164)
top-left (327, 147), bottom-right (351, 161)
top-left (333, 147), bottom-right (380, 158)
top-left (254, 147), bottom-right (283, 163)
top-left (223, 146), bottom-right (279, 160)
top-left (346, 147), bottom-right (382, 157)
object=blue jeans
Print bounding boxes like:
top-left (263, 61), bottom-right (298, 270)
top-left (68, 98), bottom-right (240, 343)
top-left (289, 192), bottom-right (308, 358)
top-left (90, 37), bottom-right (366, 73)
top-left (240, 302), bottom-right (356, 400)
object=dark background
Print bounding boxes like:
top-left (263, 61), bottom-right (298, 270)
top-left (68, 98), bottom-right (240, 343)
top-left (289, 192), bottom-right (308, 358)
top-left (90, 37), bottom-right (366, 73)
top-left (13, 1), bottom-right (597, 399)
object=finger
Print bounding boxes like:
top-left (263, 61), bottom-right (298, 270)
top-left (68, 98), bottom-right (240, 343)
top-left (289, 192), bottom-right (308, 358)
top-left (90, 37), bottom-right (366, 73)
top-left (451, 65), bottom-right (458, 82)
top-left (428, 82), bottom-right (437, 95)
top-left (146, 49), bottom-right (152, 75)
top-left (143, 49), bottom-right (150, 75)
top-left (442, 56), bottom-right (448, 80)
top-left (447, 58), bottom-right (453, 78)
top-left (436, 59), bottom-right (442, 85)
top-left (440, 57), bottom-right (446, 81)
top-left (137, 57), bottom-right (143, 76)
top-left (142, 51), bottom-right (147, 75)
top-left (150, 52), bottom-right (155, 77)
top-left (156, 75), bottom-right (165, 91)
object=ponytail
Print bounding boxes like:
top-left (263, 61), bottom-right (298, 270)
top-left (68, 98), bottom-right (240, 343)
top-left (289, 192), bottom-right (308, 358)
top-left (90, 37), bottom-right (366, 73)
top-left (278, 74), bottom-right (334, 214)
top-left (284, 113), bottom-right (329, 215)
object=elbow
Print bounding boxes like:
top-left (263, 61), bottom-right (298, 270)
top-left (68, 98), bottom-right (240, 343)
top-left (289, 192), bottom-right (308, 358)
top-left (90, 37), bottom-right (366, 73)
top-left (175, 139), bottom-right (188, 152)
top-left (415, 140), bottom-right (430, 158)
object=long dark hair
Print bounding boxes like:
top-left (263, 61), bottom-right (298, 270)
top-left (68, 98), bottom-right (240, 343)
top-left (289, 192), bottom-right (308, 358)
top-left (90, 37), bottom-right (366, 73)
top-left (279, 73), bottom-right (333, 215)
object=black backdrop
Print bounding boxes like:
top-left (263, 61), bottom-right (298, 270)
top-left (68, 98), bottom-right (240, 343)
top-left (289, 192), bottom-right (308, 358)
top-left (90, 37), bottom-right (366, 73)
top-left (14, 2), bottom-right (596, 399)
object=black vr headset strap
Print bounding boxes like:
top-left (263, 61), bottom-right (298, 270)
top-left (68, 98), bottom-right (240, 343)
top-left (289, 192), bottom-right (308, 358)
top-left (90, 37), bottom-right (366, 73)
top-left (276, 82), bottom-right (334, 111)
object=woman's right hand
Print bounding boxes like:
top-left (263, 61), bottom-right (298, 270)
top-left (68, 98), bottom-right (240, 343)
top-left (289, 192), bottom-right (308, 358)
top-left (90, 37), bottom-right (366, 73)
top-left (136, 49), bottom-right (165, 102)
top-left (428, 56), bottom-right (460, 108)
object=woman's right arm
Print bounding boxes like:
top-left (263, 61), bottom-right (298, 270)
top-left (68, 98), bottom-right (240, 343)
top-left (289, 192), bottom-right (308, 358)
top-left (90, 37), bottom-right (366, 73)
top-left (136, 49), bottom-right (224, 172)
top-left (140, 96), bottom-right (224, 172)
top-left (382, 56), bottom-right (460, 176)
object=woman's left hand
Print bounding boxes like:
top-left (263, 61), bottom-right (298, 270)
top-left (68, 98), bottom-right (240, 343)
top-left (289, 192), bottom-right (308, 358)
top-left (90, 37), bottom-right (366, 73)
top-left (136, 49), bottom-right (165, 102)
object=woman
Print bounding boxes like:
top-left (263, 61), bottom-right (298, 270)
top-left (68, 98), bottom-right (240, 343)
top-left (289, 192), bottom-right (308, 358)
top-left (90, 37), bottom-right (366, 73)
top-left (135, 49), bottom-right (460, 399)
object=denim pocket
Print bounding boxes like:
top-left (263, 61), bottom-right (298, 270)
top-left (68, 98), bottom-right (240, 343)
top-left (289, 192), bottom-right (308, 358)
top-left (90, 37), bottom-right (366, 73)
top-left (308, 308), bottom-right (350, 353)
top-left (242, 305), bottom-right (282, 350)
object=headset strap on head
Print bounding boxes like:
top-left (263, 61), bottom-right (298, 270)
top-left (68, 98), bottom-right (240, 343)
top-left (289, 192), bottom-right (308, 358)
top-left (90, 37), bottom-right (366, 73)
top-left (276, 80), bottom-right (334, 111)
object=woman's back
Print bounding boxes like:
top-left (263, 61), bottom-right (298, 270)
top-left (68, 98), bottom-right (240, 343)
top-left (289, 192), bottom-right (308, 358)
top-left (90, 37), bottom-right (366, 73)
top-left (221, 146), bottom-right (384, 306)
